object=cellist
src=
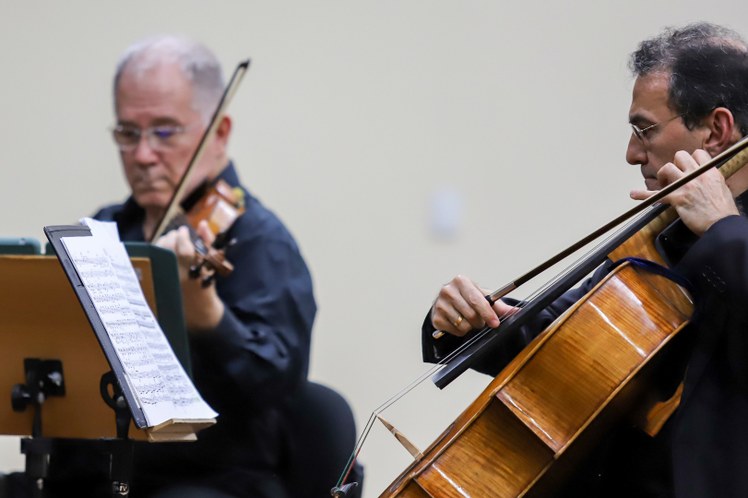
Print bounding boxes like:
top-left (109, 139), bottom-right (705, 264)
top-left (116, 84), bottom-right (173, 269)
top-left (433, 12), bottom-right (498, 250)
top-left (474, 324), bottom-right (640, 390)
top-left (424, 22), bottom-right (748, 498)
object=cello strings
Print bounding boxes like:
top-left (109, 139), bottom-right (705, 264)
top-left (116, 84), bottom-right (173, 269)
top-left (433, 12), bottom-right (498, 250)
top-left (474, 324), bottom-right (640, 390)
top-left (335, 202), bottom-right (664, 490)
top-left (340, 142), bottom-right (748, 491)
top-left (433, 202), bottom-right (663, 362)
top-left (460, 139), bottom-right (748, 366)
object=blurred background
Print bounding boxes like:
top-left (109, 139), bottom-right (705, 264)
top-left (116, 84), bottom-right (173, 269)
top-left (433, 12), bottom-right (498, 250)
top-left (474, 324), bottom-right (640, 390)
top-left (1, 1), bottom-right (746, 496)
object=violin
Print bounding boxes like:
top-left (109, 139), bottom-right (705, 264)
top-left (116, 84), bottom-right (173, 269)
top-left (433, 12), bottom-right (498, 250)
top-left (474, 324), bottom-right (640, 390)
top-left (148, 60), bottom-right (250, 286)
top-left (163, 178), bottom-right (246, 286)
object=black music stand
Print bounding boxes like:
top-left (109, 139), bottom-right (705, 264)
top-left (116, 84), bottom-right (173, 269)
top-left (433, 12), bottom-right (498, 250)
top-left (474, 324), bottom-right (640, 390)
top-left (0, 229), bottom-right (191, 497)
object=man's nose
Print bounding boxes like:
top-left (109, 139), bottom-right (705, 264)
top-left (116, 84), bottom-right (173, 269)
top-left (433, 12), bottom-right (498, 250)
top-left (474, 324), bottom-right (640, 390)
top-left (132, 134), bottom-right (159, 164)
top-left (626, 133), bottom-right (647, 166)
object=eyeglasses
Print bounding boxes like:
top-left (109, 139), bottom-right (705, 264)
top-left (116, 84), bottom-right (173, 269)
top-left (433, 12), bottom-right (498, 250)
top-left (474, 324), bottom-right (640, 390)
top-left (111, 124), bottom-right (192, 152)
top-left (630, 114), bottom-right (683, 144)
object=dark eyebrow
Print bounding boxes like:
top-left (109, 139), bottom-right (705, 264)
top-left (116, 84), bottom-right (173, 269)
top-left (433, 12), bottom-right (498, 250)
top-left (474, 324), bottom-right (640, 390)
top-left (116, 120), bottom-right (139, 128)
top-left (628, 113), bottom-right (654, 127)
top-left (150, 117), bottom-right (182, 127)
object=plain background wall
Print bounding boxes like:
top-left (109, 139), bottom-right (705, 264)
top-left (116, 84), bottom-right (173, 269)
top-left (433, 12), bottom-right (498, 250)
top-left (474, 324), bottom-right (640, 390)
top-left (1, 2), bottom-right (746, 496)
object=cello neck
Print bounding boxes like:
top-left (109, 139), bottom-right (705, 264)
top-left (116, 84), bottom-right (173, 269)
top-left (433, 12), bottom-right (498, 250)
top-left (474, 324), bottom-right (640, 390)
top-left (434, 136), bottom-right (748, 389)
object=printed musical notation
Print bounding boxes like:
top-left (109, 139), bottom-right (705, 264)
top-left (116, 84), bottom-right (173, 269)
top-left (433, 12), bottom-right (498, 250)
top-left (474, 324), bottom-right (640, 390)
top-left (61, 219), bottom-right (217, 429)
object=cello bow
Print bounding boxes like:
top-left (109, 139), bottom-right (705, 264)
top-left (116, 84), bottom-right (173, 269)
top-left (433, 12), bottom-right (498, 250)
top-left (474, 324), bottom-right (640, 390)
top-left (378, 139), bottom-right (748, 497)
top-left (433, 135), bottom-right (748, 389)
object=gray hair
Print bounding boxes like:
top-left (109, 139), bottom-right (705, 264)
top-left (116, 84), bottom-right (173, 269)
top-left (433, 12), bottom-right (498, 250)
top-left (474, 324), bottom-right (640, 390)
top-left (113, 35), bottom-right (225, 122)
top-left (629, 22), bottom-right (745, 75)
top-left (629, 22), bottom-right (748, 134)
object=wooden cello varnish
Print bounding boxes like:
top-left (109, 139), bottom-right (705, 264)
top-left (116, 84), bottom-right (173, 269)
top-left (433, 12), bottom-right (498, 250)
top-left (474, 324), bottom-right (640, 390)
top-left (379, 142), bottom-right (748, 498)
top-left (377, 142), bottom-right (748, 497)
top-left (382, 256), bottom-right (691, 497)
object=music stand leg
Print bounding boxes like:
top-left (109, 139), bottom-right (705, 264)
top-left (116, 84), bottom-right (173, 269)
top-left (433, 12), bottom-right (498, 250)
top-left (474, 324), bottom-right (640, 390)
top-left (20, 438), bottom-right (52, 498)
top-left (101, 371), bottom-right (134, 497)
top-left (109, 438), bottom-right (133, 497)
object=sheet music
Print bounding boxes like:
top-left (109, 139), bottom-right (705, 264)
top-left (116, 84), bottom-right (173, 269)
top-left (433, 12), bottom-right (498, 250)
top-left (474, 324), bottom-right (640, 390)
top-left (61, 219), bottom-right (217, 428)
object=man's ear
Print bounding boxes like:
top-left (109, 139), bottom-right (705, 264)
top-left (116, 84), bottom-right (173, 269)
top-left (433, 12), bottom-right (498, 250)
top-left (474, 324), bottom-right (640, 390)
top-left (215, 115), bottom-right (232, 144)
top-left (703, 107), bottom-right (740, 155)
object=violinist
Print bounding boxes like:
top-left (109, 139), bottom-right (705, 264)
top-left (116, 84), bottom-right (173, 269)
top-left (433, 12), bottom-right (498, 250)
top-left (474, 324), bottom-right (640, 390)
top-left (42, 35), bottom-right (317, 498)
top-left (423, 22), bottom-right (748, 498)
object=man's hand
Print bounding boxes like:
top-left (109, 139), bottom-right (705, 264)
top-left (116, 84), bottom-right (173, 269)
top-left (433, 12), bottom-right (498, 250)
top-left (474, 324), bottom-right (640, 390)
top-left (430, 275), bottom-right (518, 337)
top-left (156, 221), bottom-right (225, 332)
top-left (630, 149), bottom-right (739, 236)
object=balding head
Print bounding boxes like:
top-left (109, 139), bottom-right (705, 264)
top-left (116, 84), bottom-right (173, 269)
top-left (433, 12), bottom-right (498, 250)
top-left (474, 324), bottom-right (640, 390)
top-left (114, 35), bottom-right (225, 122)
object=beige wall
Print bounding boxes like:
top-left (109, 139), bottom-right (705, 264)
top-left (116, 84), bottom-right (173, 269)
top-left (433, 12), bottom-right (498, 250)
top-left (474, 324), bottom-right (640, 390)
top-left (1, 1), bottom-right (746, 495)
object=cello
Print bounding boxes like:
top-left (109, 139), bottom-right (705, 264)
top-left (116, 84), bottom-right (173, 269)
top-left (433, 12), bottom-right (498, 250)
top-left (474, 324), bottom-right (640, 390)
top-left (369, 139), bottom-right (748, 497)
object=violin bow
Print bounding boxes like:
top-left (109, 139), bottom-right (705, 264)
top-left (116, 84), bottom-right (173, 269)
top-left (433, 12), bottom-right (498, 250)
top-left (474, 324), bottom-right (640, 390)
top-left (149, 59), bottom-right (251, 243)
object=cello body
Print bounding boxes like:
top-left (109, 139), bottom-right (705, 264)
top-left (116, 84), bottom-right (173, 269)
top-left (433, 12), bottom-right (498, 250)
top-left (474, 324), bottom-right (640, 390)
top-left (375, 143), bottom-right (748, 498)
top-left (381, 210), bottom-right (694, 497)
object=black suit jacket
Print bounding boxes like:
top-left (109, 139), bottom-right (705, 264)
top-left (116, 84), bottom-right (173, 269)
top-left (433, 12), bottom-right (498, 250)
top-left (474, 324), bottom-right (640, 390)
top-left (421, 213), bottom-right (748, 498)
